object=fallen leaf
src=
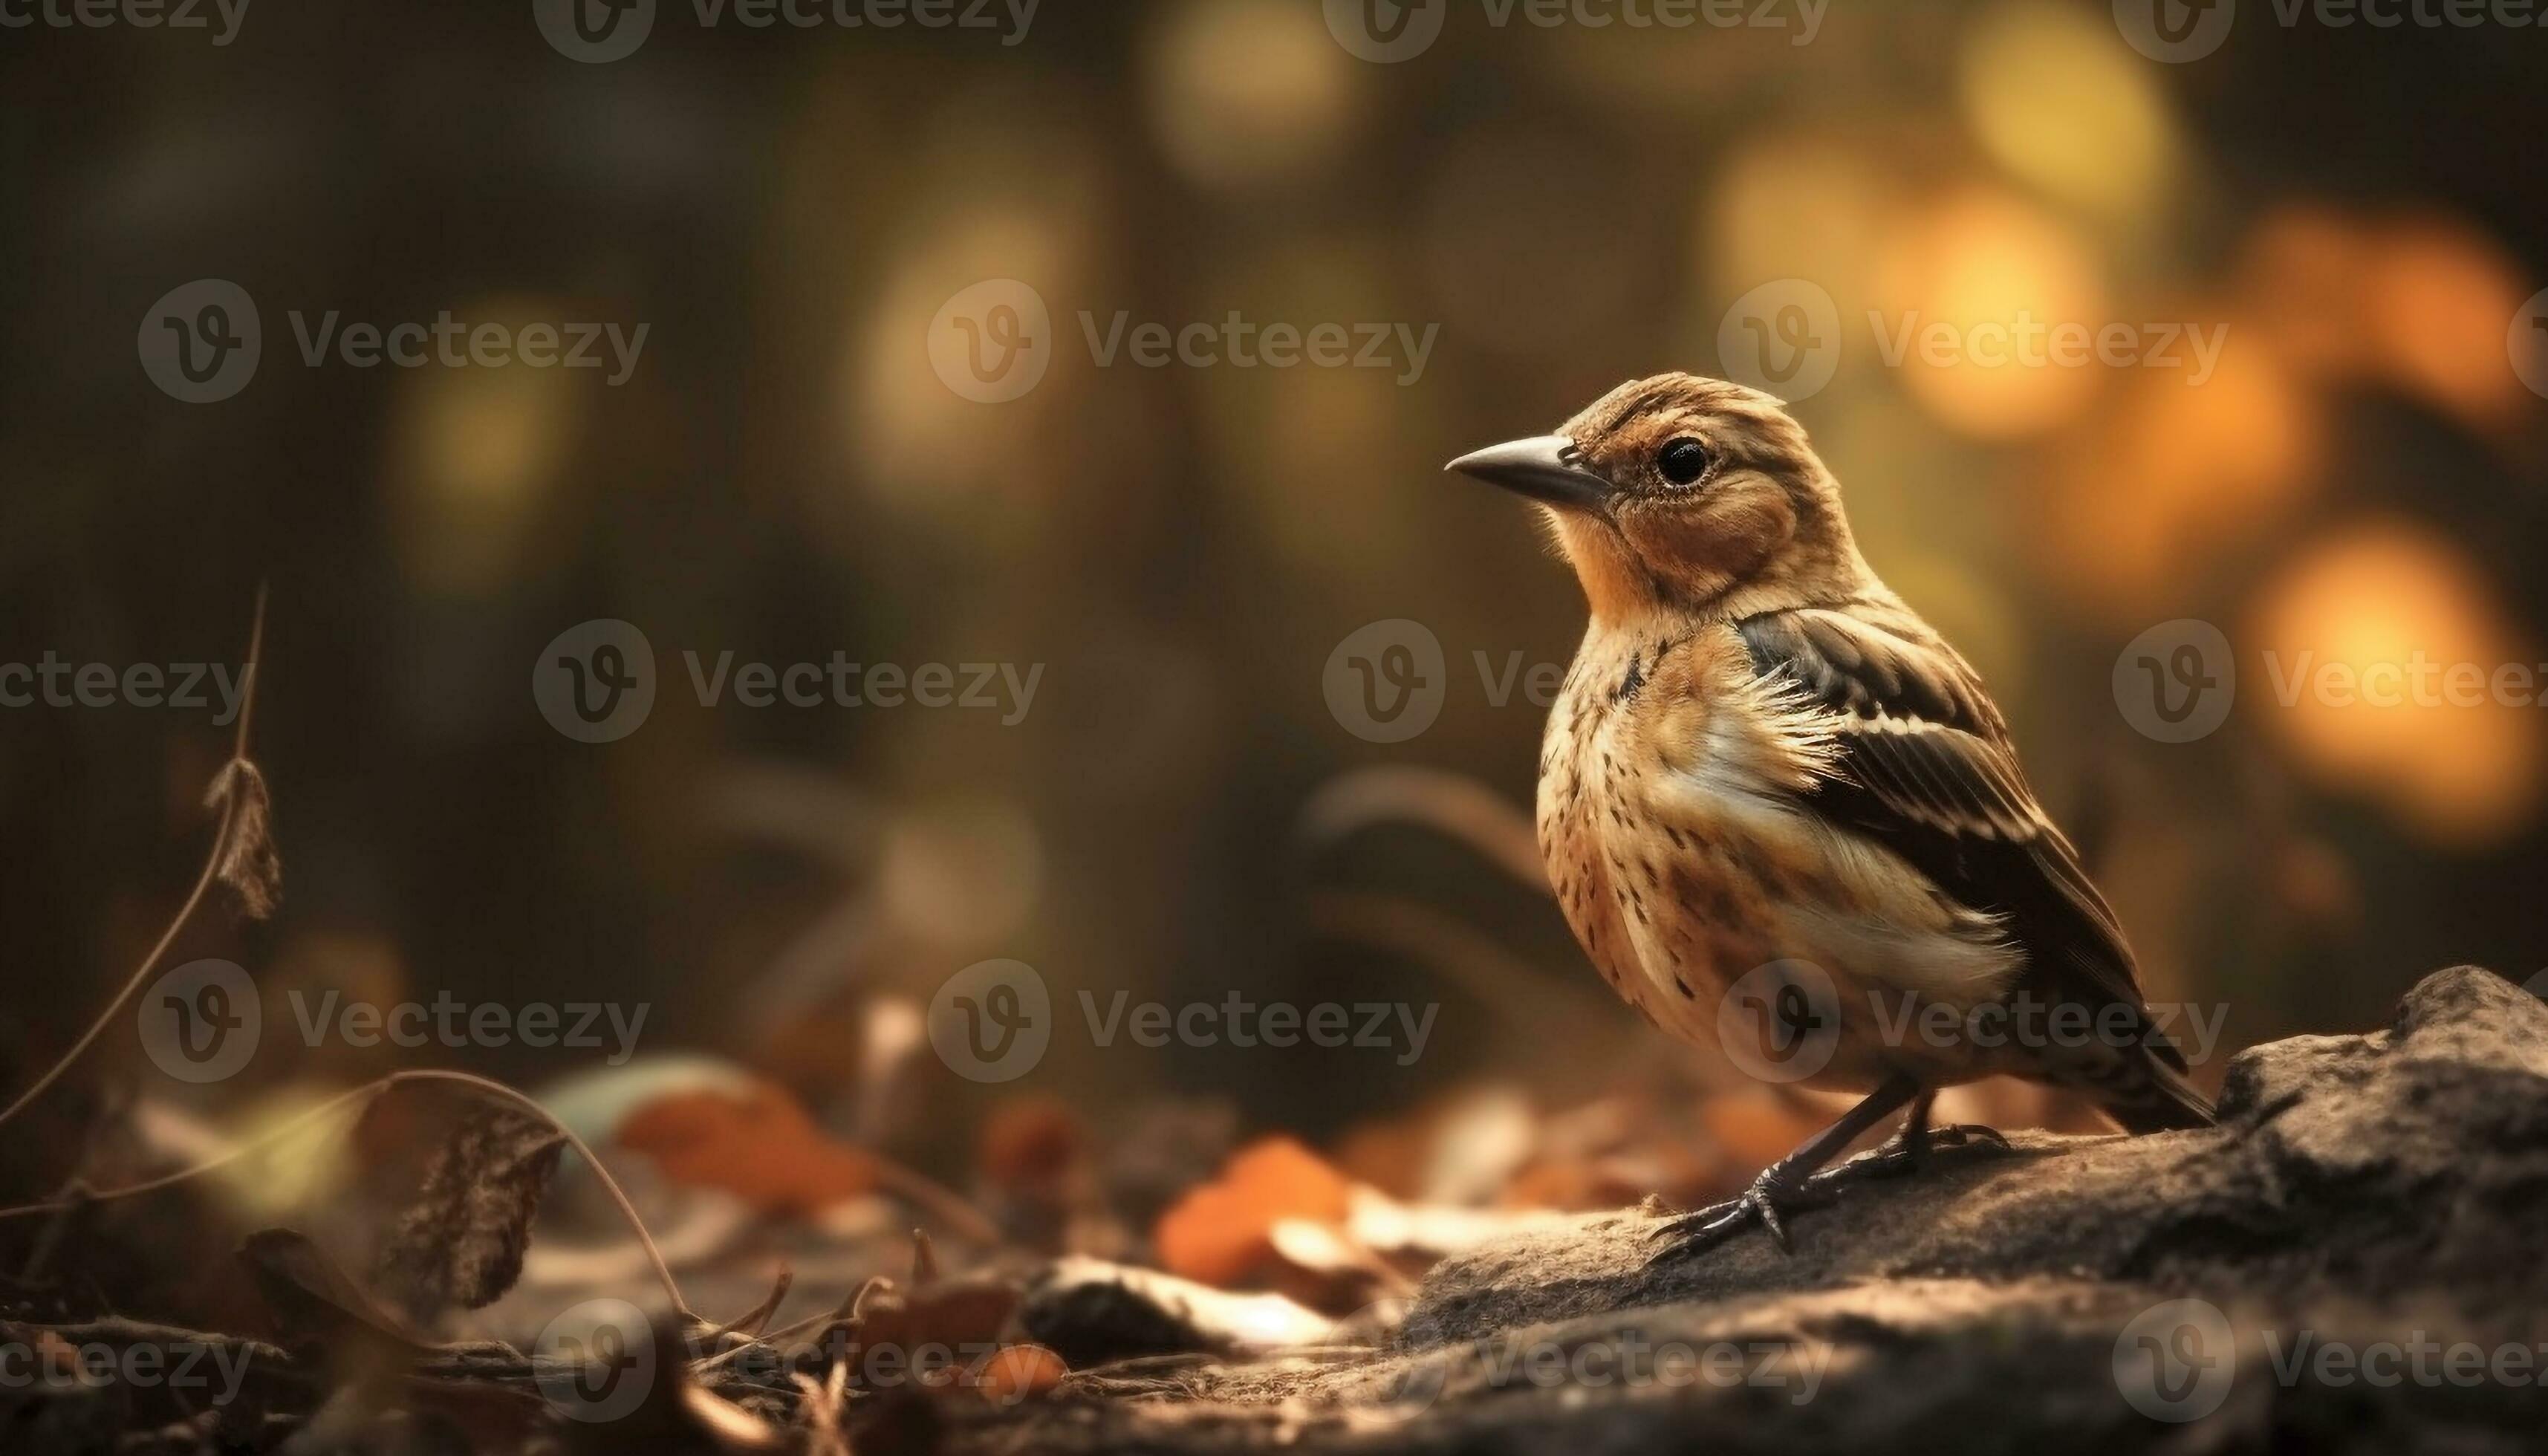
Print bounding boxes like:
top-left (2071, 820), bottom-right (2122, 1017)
top-left (1152, 1137), bottom-right (1353, 1287)
top-left (614, 1080), bottom-right (878, 1218)
top-left (968, 1343), bottom-right (1067, 1405)
top-left (371, 1104), bottom-right (566, 1325)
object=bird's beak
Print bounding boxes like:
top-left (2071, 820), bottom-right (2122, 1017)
top-left (1444, 435), bottom-right (1611, 512)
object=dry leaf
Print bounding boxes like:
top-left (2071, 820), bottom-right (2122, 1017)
top-left (614, 1080), bottom-right (878, 1218)
top-left (204, 757), bottom-right (282, 919)
top-left (1152, 1137), bottom-right (1353, 1287)
top-left (967, 1343), bottom-right (1067, 1406)
top-left (371, 1104), bottom-right (567, 1325)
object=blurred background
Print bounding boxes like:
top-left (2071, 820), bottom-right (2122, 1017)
top-left (3, 0), bottom-right (2546, 1267)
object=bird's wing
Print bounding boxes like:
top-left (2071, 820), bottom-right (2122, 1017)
top-left (1733, 604), bottom-right (2187, 1073)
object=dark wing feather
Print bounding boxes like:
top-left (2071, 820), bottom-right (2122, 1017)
top-left (1735, 605), bottom-right (2187, 1076)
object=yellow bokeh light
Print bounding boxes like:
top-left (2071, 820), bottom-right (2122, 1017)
top-left (1873, 189), bottom-right (2109, 438)
top-left (388, 296), bottom-right (581, 598)
top-left (2037, 319), bottom-right (2322, 616)
top-left (1959, 0), bottom-right (2177, 220)
top-left (2364, 216), bottom-right (2535, 435)
top-left (1702, 132), bottom-right (1897, 309)
top-left (2246, 519), bottom-right (2542, 847)
top-left (1144, 0), bottom-right (1356, 189)
top-left (2242, 205), bottom-right (2536, 435)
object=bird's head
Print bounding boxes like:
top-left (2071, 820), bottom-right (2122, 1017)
top-left (1448, 372), bottom-right (1871, 623)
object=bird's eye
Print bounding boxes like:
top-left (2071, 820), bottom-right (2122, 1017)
top-left (1657, 438), bottom-right (1711, 486)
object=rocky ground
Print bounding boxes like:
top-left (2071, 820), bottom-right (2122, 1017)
top-left (937, 966), bottom-right (2548, 1454)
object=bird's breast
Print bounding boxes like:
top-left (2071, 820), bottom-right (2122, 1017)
top-left (1534, 623), bottom-right (2018, 1090)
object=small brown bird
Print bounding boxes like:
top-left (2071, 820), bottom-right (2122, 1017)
top-left (1449, 373), bottom-right (2212, 1258)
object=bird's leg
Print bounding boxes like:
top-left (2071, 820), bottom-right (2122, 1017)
top-left (1820, 1088), bottom-right (2014, 1186)
top-left (1862, 1088), bottom-right (2010, 1171)
top-left (1647, 1074), bottom-right (1921, 1264)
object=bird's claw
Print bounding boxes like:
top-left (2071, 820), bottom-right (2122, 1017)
top-left (1853, 1120), bottom-right (2011, 1177)
top-left (1923, 1122), bottom-right (2010, 1152)
top-left (1643, 1166), bottom-right (1829, 1267)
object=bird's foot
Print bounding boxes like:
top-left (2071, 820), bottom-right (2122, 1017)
top-left (1851, 1121), bottom-right (2011, 1179)
top-left (1643, 1164), bottom-right (1833, 1265)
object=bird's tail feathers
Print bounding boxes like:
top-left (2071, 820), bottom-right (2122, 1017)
top-left (2100, 1055), bottom-right (2217, 1134)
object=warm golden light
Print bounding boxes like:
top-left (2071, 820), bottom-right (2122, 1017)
top-left (387, 296), bottom-right (581, 598)
top-left (2247, 519), bottom-right (2542, 846)
top-left (1144, 0), bottom-right (1356, 189)
top-left (1872, 189), bottom-right (2110, 438)
top-left (2037, 320), bottom-right (2322, 617)
top-left (1960, 0), bottom-right (2177, 220)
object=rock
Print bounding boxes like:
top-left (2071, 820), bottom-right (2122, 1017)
top-left (944, 969), bottom-right (2548, 1454)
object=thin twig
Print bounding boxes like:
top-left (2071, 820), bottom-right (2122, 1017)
top-left (869, 1161), bottom-right (1001, 1247)
top-left (0, 586), bottom-right (269, 1134)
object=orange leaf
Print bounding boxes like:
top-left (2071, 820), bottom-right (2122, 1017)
top-left (615, 1081), bottom-right (877, 1218)
top-left (1152, 1137), bottom-right (1352, 1287)
top-left (968, 1344), bottom-right (1067, 1406)
top-left (978, 1095), bottom-right (1085, 1195)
